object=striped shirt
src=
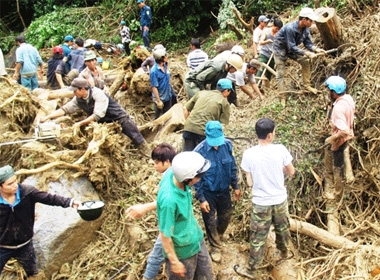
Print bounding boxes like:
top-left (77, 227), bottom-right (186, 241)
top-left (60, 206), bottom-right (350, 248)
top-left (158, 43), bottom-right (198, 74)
top-left (187, 49), bottom-right (208, 71)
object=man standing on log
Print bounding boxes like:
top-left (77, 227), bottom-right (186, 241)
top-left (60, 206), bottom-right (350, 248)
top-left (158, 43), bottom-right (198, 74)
top-left (273, 7), bottom-right (325, 94)
top-left (323, 76), bottom-right (355, 200)
top-left (40, 77), bottom-right (151, 157)
top-left (235, 118), bottom-right (295, 278)
top-left (0, 165), bottom-right (80, 279)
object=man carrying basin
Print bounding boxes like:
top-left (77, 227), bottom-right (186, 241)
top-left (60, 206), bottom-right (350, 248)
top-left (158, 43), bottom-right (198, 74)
top-left (0, 165), bottom-right (81, 279)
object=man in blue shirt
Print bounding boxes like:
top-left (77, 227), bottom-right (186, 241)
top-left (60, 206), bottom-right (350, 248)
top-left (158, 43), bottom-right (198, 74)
top-left (62, 35), bottom-right (74, 72)
top-left (62, 35), bottom-right (74, 58)
top-left (13, 35), bottom-right (43, 92)
top-left (150, 48), bottom-right (173, 119)
top-left (137, 0), bottom-right (152, 51)
top-left (272, 7), bottom-right (325, 94)
top-left (193, 120), bottom-right (241, 263)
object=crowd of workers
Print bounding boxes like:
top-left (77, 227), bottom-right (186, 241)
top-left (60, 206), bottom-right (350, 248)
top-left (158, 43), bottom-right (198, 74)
top-left (0, 3), bottom-right (356, 279)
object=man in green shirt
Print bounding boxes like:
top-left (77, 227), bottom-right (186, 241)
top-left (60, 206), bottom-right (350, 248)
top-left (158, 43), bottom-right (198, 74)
top-left (182, 78), bottom-right (232, 151)
top-left (157, 151), bottom-right (213, 279)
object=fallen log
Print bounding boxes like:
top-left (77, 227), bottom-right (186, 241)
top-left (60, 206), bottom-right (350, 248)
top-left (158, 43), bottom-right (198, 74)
top-left (138, 103), bottom-right (185, 142)
top-left (74, 123), bottom-right (108, 165)
top-left (48, 90), bottom-right (74, 100)
top-left (289, 218), bottom-right (355, 249)
top-left (108, 71), bottom-right (126, 98)
top-left (16, 161), bottom-right (82, 175)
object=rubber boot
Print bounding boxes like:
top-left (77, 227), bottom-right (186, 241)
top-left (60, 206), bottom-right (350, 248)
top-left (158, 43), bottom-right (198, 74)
top-left (344, 145), bottom-right (355, 183)
top-left (138, 141), bottom-right (151, 158)
top-left (333, 166), bottom-right (345, 200)
top-left (299, 57), bottom-right (318, 94)
top-left (274, 56), bottom-right (286, 92)
top-left (323, 147), bottom-right (335, 200)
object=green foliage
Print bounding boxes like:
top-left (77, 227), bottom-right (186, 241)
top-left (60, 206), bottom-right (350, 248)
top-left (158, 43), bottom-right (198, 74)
top-left (26, 10), bottom-right (77, 49)
top-left (128, 19), bottom-right (140, 32)
top-left (217, 0), bottom-right (239, 30)
top-left (0, 21), bottom-right (16, 53)
top-left (146, 0), bottom-right (206, 49)
top-left (215, 31), bottom-right (238, 45)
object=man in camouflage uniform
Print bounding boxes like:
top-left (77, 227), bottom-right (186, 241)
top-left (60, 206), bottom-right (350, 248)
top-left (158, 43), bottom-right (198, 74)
top-left (237, 118), bottom-right (295, 278)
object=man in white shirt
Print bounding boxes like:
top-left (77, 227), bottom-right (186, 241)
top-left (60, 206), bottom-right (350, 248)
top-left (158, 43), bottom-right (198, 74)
top-left (253, 15), bottom-right (269, 59)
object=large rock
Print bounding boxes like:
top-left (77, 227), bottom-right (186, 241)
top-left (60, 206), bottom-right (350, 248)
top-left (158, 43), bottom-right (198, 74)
top-left (22, 173), bottom-right (103, 278)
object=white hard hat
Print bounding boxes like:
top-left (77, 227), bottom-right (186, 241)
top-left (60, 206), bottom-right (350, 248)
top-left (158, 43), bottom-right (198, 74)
top-left (172, 152), bottom-right (210, 182)
top-left (227, 54), bottom-right (243, 71)
top-left (153, 48), bottom-right (167, 60)
top-left (299, 7), bottom-right (319, 21)
top-left (153, 44), bottom-right (166, 51)
top-left (231, 45), bottom-right (245, 57)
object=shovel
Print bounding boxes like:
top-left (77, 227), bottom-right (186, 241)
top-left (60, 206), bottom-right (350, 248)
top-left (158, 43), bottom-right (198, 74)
top-left (317, 43), bottom-right (357, 56)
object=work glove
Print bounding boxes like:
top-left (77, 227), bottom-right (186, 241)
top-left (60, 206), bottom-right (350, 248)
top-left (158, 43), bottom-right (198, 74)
top-left (315, 48), bottom-right (326, 54)
top-left (156, 100), bottom-right (164, 109)
top-left (305, 51), bottom-right (317, 59)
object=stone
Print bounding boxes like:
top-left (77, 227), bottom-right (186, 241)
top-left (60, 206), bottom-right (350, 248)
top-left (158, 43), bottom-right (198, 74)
top-left (22, 173), bottom-right (103, 278)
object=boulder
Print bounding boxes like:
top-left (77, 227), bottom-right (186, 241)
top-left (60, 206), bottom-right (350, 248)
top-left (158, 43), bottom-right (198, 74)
top-left (22, 173), bottom-right (103, 278)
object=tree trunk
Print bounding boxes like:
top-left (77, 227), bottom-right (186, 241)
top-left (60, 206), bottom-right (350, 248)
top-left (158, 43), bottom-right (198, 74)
top-left (289, 218), bottom-right (355, 249)
top-left (108, 71), bottom-right (126, 98)
top-left (314, 7), bottom-right (344, 50)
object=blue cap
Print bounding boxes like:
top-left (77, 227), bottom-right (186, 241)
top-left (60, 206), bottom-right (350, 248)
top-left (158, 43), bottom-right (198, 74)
top-left (120, 20), bottom-right (126, 25)
top-left (205, 121), bottom-right (225, 147)
top-left (64, 35), bottom-right (74, 42)
top-left (216, 78), bottom-right (234, 92)
top-left (324, 76), bottom-right (346, 94)
top-left (0, 165), bottom-right (15, 184)
top-left (137, 0), bottom-right (144, 3)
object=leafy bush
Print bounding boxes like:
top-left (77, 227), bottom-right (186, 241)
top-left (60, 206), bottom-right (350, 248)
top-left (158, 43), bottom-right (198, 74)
top-left (218, 0), bottom-right (240, 29)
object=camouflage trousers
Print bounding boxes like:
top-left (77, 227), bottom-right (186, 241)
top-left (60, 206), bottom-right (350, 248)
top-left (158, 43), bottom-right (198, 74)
top-left (248, 200), bottom-right (290, 269)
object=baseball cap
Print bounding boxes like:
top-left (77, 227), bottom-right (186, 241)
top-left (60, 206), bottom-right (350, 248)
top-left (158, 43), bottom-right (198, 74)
top-left (299, 7), bottom-right (319, 21)
top-left (0, 165), bottom-right (15, 184)
top-left (216, 78), bottom-right (234, 92)
top-left (68, 77), bottom-right (89, 91)
top-left (205, 121), bottom-right (225, 147)
top-left (137, 0), bottom-right (144, 3)
top-left (120, 20), bottom-right (126, 25)
top-left (258, 15), bottom-right (269, 23)
top-left (84, 50), bottom-right (97, 61)
top-left (53, 46), bottom-right (63, 55)
top-left (64, 35), bottom-right (74, 42)
top-left (248, 59), bottom-right (261, 70)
